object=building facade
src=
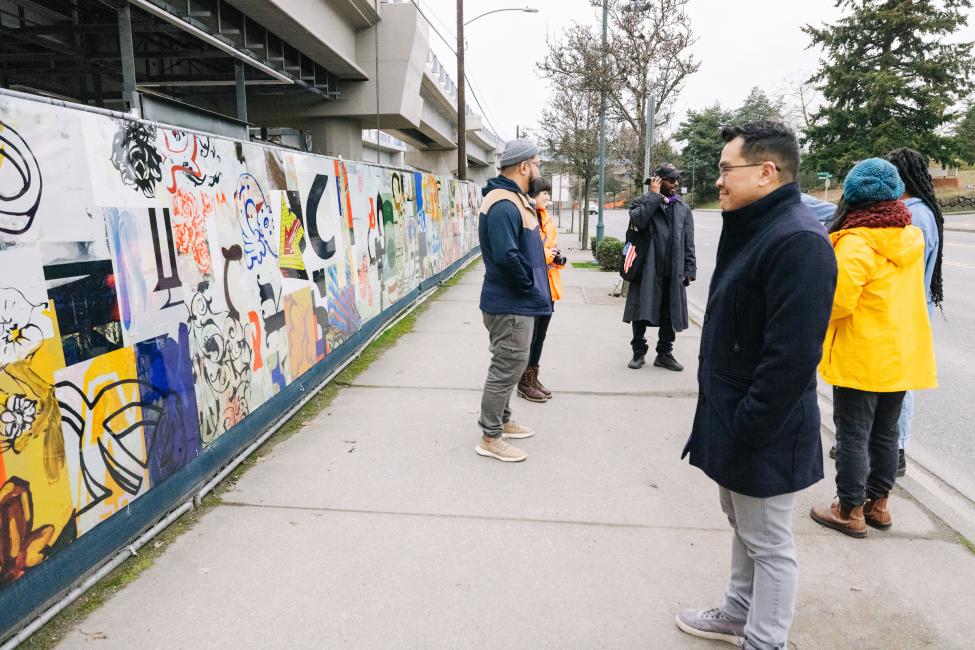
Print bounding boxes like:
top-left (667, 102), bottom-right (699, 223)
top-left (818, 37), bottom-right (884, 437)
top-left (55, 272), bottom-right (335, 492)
top-left (0, 0), bottom-right (501, 183)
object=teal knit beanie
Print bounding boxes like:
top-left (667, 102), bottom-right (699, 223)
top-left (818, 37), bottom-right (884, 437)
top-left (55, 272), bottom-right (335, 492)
top-left (842, 158), bottom-right (905, 205)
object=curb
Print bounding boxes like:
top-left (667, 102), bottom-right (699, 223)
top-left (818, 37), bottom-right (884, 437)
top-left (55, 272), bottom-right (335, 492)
top-left (686, 297), bottom-right (975, 544)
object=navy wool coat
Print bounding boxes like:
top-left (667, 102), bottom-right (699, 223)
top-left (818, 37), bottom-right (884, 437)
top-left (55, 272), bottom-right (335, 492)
top-left (682, 183), bottom-right (837, 498)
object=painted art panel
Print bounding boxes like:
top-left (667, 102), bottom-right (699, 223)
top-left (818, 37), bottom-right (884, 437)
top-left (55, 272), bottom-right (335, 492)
top-left (0, 247), bottom-right (73, 586)
top-left (81, 113), bottom-right (170, 209)
top-left (0, 97), bottom-right (97, 247)
top-left (55, 347), bottom-right (149, 536)
top-left (105, 206), bottom-right (185, 346)
top-left (284, 288), bottom-right (319, 380)
top-left (0, 92), bottom-right (479, 595)
top-left (134, 326), bottom-right (201, 485)
top-left (186, 282), bottom-right (254, 446)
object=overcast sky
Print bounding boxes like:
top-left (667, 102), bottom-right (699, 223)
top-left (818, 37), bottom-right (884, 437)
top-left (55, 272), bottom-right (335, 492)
top-left (413, 0), bottom-right (975, 142)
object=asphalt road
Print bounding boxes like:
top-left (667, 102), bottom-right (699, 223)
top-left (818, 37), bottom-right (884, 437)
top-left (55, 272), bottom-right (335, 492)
top-left (566, 207), bottom-right (975, 502)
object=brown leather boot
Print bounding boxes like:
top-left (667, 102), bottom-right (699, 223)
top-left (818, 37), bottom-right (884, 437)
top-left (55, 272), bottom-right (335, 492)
top-left (530, 366), bottom-right (552, 399)
top-left (863, 495), bottom-right (892, 530)
top-left (810, 499), bottom-right (867, 538)
top-left (517, 368), bottom-right (547, 403)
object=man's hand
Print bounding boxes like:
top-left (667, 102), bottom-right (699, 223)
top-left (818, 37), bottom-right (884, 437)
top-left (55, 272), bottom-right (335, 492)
top-left (649, 175), bottom-right (662, 195)
top-left (683, 276), bottom-right (695, 287)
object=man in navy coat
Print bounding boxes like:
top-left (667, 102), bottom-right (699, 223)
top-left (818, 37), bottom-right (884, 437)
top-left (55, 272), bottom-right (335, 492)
top-left (676, 122), bottom-right (837, 650)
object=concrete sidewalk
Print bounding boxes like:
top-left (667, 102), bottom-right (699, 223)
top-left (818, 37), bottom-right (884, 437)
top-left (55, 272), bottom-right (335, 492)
top-left (55, 249), bottom-right (975, 649)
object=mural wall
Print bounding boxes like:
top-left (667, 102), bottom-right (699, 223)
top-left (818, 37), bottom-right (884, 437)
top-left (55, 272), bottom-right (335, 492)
top-left (0, 94), bottom-right (479, 595)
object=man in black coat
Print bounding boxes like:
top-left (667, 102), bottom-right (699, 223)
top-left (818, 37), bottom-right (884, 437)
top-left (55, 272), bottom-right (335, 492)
top-left (623, 163), bottom-right (696, 371)
top-left (675, 122), bottom-right (837, 650)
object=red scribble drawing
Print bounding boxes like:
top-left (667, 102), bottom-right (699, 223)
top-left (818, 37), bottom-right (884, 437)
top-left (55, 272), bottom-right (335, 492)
top-left (282, 217), bottom-right (302, 257)
top-left (162, 131), bottom-right (222, 195)
top-left (247, 311), bottom-right (264, 372)
top-left (171, 188), bottom-right (213, 276)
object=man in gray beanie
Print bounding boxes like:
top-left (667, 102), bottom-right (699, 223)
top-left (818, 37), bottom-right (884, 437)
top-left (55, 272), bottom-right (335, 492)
top-left (475, 138), bottom-right (552, 462)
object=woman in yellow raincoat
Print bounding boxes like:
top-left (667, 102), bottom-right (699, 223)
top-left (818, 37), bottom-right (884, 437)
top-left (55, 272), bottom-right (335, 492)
top-left (811, 158), bottom-right (937, 539)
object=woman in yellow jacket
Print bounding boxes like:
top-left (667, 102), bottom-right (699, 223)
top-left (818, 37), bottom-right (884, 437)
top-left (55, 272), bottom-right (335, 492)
top-left (518, 177), bottom-right (565, 402)
top-left (811, 158), bottom-right (937, 538)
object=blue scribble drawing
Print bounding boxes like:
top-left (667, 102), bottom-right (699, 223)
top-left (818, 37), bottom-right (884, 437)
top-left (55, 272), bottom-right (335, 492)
top-left (235, 173), bottom-right (277, 270)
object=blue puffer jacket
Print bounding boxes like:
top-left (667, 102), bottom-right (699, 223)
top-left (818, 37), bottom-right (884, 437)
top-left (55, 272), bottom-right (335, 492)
top-left (478, 176), bottom-right (552, 316)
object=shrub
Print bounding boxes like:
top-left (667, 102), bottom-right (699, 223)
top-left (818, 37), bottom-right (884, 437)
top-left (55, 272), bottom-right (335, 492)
top-left (595, 236), bottom-right (623, 271)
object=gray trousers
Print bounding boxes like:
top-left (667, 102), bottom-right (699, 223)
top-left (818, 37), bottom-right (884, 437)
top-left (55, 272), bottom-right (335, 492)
top-left (719, 487), bottom-right (798, 650)
top-left (478, 312), bottom-right (534, 438)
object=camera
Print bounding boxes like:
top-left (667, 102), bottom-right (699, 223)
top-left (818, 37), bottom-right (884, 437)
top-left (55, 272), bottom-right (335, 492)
top-left (552, 249), bottom-right (568, 266)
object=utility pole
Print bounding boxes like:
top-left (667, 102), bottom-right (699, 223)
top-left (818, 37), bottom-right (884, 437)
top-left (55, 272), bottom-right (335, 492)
top-left (642, 94), bottom-right (655, 183)
top-left (456, 0), bottom-right (466, 180)
top-left (595, 0), bottom-right (608, 247)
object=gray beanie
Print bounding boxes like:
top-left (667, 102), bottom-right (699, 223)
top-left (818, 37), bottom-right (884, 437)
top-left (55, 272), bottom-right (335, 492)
top-left (500, 138), bottom-right (539, 168)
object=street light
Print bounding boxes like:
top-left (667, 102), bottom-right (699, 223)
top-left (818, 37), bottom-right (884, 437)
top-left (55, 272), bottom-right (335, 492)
top-left (465, 6), bottom-right (539, 26)
top-left (456, 4), bottom-right (539, 182)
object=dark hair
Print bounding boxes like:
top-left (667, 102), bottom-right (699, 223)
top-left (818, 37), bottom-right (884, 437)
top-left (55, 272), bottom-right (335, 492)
top-left (828, 198), bottom-right (854, 234)
top-left (720, 121), bottom-right (800, 181)
top-left (529, 176), bottom-right (553, 198)
top-left (886, 148), bottom-right (944, 308)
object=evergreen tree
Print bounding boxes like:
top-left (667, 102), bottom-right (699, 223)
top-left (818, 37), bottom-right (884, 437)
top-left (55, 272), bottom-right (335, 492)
top-left (954, 102), bottom-right (975, 164)
top-left (674, 103), bottom-right (735, 202)
top-left (734, 87), bottom-right (785, 124)
top-left (803, 0), bottom-right (974, 175)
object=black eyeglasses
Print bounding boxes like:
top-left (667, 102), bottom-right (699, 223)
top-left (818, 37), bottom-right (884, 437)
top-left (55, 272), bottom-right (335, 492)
top-left (717, 162), bottom-right (781, 179)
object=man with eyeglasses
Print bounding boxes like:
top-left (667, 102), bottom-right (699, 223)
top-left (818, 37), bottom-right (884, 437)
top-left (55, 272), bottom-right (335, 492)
top-left (475, 138), bottom-right (552, 462)
top-left (677, 122), bottom-right (837, 649)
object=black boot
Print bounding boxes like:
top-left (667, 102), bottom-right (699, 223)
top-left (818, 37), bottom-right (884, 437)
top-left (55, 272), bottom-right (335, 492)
top-left (829, 445), bottom-right (836, 460)
top-left (628, 352), bottom-right (646, 369)
top-left (653, 352), bottom-right (683, 372)
top-left (896, 449), bottom-right (907, 477)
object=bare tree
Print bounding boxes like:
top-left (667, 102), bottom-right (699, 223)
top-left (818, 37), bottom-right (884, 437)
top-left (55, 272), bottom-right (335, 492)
top-left (539, 0), bottom-right (700, 185)
top-left (530, 84), bottom-right (605, 249)
top-left (775, 71), bottom-right (821, 141)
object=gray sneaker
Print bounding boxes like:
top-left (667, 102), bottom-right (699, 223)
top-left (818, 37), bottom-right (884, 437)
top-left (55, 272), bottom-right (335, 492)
top-left (675, 608), bottom-right (746, 646)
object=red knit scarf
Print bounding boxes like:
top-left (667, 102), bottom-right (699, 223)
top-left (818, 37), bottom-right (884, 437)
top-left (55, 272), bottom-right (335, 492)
top-left (841, 200), bottom-right (912, 230)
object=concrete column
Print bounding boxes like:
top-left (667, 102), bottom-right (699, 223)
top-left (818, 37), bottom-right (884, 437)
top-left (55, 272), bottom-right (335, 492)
top-left (405, 149), bottom-right (453, 176)
top-left (310, 118), bottom-right (364, 160)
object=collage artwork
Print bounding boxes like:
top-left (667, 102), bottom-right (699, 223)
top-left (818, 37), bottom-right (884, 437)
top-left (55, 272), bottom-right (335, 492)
top-left (0, 94), bottom-right (479, 590)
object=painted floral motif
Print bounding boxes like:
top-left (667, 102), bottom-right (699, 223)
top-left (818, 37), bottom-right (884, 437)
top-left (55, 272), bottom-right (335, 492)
top-left (0, 288), bottom-right (46, 366)
top-left (0, 395), bottom-right (37, 449)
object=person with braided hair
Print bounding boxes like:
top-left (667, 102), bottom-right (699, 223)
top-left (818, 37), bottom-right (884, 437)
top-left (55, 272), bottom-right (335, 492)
top-left (886, 148), bottom-right (943, 477)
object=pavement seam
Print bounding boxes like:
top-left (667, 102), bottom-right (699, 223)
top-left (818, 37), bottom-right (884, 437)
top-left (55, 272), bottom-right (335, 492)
top-left (215, 500), bottom-right (946, 542)
top-left (342, 383), bottom-right (700, 398)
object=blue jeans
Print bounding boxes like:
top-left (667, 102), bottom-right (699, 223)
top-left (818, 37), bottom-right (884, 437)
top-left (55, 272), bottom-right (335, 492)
top-left (896, 390), bottom-right (913, 450)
